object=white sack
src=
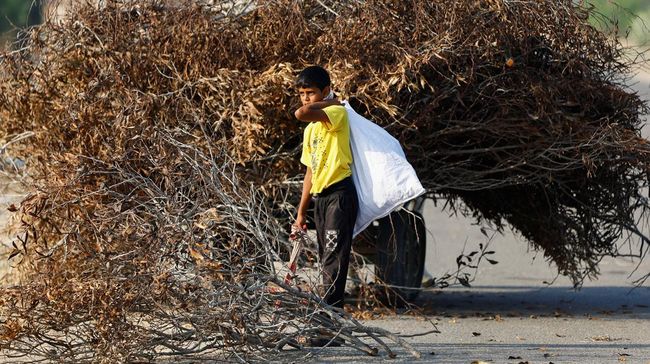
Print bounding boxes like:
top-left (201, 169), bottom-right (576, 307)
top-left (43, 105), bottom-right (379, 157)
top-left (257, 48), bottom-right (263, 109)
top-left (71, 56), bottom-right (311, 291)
top-left (343, 101), bottom-right (426, 237)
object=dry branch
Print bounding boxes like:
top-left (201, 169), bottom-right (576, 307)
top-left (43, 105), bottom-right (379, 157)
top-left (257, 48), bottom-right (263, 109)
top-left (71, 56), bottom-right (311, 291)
top-left (0, 0), bottom-right (649, 362)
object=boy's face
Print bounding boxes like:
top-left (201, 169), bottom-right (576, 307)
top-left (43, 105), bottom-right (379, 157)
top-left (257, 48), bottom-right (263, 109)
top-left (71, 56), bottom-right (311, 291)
top-left (298, 85), bottom-right (330, 106)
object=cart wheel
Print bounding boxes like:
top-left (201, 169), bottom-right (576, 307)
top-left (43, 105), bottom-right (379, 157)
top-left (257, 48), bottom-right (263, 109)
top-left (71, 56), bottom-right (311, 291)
top-left (375, 208), bottom-right (426, 306)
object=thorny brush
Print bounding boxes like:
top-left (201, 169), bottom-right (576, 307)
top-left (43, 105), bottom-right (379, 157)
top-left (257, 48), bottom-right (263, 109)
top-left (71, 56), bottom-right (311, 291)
top-left (0, 0), bottom-right (649, 362)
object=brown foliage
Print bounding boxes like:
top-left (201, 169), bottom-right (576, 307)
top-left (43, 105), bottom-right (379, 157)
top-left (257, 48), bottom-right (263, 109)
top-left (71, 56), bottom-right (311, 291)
top-left (0, 0), bottom-right (648, 361)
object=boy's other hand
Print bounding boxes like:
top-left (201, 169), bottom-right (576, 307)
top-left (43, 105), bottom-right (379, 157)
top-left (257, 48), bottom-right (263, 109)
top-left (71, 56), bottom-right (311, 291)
top-left (292, 215), bottom-right (307, 231)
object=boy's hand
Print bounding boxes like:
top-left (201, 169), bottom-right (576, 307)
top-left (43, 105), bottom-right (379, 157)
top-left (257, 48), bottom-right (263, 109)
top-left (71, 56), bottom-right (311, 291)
top-left (292, 215), bottom-right (307, 231)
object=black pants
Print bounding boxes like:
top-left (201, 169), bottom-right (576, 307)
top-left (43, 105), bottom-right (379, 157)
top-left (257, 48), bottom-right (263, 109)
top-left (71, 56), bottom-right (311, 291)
top-left (313, 177), bottom-right (359, 309)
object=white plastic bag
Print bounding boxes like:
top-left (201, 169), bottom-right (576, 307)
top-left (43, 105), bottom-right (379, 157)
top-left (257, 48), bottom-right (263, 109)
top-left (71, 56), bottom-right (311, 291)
top-left (343, 101), bottom-right (426, 237)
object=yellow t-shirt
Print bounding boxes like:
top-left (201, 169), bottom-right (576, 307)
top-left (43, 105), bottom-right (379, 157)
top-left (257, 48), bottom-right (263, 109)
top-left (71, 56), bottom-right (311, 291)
top-left (300, 105), bottom-right (352, 194)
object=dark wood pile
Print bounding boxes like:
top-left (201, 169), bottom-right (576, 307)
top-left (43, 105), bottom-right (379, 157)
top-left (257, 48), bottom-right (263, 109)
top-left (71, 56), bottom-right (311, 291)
top-left (0, 0), bottom-right (648, 361)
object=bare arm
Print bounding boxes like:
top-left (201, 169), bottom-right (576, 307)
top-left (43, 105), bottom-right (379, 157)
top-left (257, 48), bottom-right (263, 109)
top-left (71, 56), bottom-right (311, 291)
top-left (294, 99), bottom-right (342, 124)
top-left (293, 167), bottom-right (313, 230)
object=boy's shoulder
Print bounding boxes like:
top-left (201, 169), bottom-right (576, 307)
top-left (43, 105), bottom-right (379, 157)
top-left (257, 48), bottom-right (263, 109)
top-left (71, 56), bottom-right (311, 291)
top-left (323, 104), bottom-right (346, 111)
top-left (323, 104), bottom-right (349, 119)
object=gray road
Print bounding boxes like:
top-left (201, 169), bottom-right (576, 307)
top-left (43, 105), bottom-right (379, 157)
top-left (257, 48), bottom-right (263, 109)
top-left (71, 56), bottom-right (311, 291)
top-left (289, 269), bottom-right (650, 364)
top-left (309, 206), bottom-right (650, 363)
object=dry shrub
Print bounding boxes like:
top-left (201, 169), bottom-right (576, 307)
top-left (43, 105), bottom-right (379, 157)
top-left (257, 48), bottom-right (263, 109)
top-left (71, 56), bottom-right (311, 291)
top-left (0, 0), bottom-right (648, 362)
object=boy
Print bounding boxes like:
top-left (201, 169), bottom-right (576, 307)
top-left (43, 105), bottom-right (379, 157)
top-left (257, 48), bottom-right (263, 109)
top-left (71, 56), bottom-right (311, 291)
top-left (292, 65), bottom-right (359, 311)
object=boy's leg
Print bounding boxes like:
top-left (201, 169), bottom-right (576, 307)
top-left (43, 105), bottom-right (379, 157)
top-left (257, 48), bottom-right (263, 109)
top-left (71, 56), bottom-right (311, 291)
top-left (314, 184), bottom-right (359, 309)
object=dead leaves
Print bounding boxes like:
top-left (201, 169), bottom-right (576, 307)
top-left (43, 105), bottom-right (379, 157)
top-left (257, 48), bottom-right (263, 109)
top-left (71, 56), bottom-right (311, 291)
top-left (0, 320), bottom-right (22, 341)
top-left (0, 0), bottom-right (648, 362)
top-left (193, 207), bottom-right (222, 230)
top-left (590, 335), bottom-right (623, 342)
top-left (348, 306), bottom-right (396, 320)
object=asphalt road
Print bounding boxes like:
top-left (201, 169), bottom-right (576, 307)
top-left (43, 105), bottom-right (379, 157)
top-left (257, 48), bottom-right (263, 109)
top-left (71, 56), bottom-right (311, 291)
top-left (372, 255), bottom-right (649, 363)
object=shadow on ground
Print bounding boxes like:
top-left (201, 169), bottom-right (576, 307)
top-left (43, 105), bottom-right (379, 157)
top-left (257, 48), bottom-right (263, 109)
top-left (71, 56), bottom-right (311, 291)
top-left (414, 285), bottom-right (650, 318)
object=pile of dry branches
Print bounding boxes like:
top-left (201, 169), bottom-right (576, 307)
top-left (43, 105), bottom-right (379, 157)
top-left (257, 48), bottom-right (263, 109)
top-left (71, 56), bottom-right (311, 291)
top-left (0, 0), bottom-right (648, 361)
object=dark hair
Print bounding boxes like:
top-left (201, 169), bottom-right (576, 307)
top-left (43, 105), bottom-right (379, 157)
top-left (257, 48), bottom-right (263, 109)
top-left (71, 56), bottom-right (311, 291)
top-left (295, 65), bottom-right (331, 91)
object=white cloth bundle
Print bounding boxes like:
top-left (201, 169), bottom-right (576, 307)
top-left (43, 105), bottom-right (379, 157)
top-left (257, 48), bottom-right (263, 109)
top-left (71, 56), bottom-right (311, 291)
top-left (342, 101), bottom-right (426, 237)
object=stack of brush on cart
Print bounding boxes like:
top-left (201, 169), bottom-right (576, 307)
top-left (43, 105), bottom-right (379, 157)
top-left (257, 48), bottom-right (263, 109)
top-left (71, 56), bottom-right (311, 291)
top-left (0, 0), bottom-right (647, 362)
